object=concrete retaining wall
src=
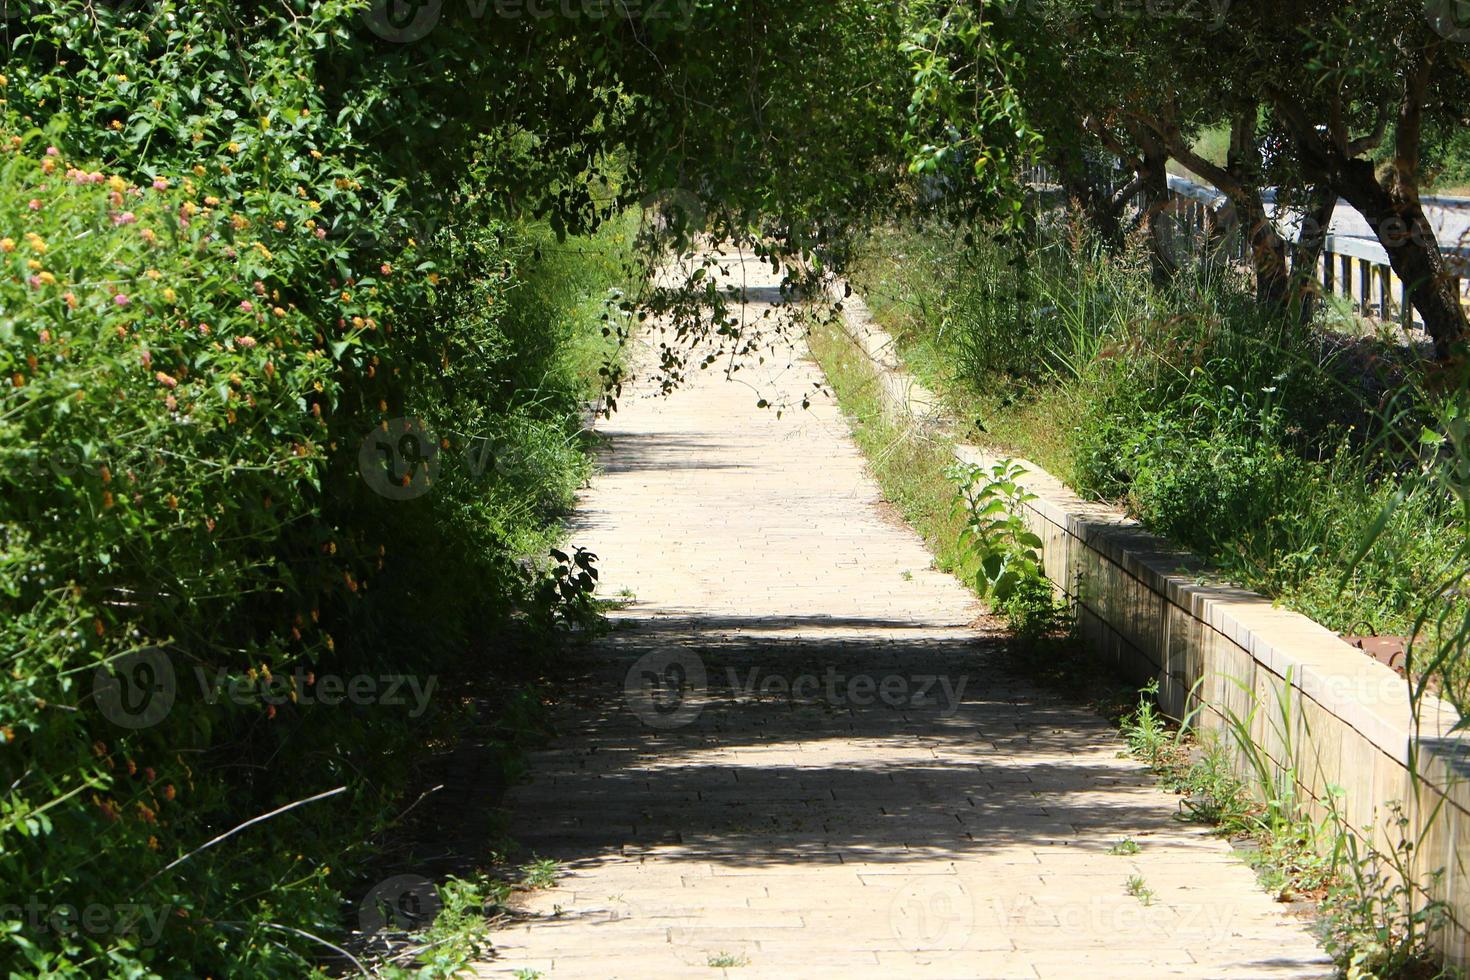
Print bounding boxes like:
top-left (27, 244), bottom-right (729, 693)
top-left (828, 283), bottom-right (1470, 963)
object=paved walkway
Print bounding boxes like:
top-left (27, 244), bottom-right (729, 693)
top-left (477, 250), bottom-right (1330, 978)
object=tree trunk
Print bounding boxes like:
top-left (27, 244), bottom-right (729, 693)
top-left (1268, 49), bottom-right (1467, 357)
top-left (1151, 109), bottom-right (1291, 310)
top-left (1335, 159), bottom-right (1466, 356)
top-left (1134, 128), bottom-right (1176, 282)
top-left (1289, 189), bottom-right (1337, 325)
top-left (1050, 145), bottom-right (1125, 250)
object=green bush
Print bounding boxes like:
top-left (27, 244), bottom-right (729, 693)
top-left (0, 2), bottom-right (642, 973)
top-left (850, 218), bottom-right (1465, 694)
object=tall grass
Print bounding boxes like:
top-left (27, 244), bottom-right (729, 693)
top-left (848, 218), bottom-right (1467, 704)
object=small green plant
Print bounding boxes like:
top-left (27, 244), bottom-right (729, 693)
top-left (512, 970), bottom-right (545, 980)
top-left (1318, 802), bottom-right (1447, 978)
top-left (1109, 838), bottom-right (1139, 856)
top-left (373, 875), bottom-right (500, 979)
top-left (952, 458), bottom-right (1044, 601)
top-left (521, 858), bottom-right (560, 889)
top-left (1119, 682), bottom-right (1182, 771)
top-left (952, 458), bottom-right (1064, 637)
top-left (1125, 875), bottom-right (1155, 906)
top-left (708, 951), bottom-right (750, 968)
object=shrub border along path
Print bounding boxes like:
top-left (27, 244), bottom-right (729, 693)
top-left (818, 274), bottom-right (1470, 970)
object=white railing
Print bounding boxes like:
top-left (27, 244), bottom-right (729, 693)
top-left (1029, 163), bottom-right (1470, 331)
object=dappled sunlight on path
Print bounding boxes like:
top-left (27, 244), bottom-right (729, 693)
top-left (476, 249), bottom-right (1329, 979)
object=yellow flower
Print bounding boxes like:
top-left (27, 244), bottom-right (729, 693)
top-left (307, 200), bottom-right (321, 212)
top-left (37, 271), bottom-right (55, 285)
top-left (253, 242), bottom-right (273, 261)
top-left (145, 269), bottom-right (161, 280)
top-left (309, 149), bottom-right (322, 159)
top-left (205, 195), bottom-right (221, 206)
top-left (24, 233), bottom-right (45, 254)
top-left (163, 287), bottom-right (176, 303)
top-left (0, 75), bottom-right (7, 87)
top-left (192, 164), bottom-right (206, 177)
top-left (109, 120), bottom-right (123, 131)
top-left (227, 142), bottom-right (240, 154)
top-left (230, 213), bottom-right (248, 230)
top-left (0, 238), bottom-right (14, 253)
top-left (108, 175), bottom-right (126, 192)
top-left (26, 259), bottom-right (40, 270)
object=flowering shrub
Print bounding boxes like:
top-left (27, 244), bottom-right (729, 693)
top-left (0, 3), bottom-right (637, 973)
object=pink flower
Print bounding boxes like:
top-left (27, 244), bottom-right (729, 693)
top-left (27, 199), bottom-right (41, 211)
top-left (155, 371), bottom-right (178, 388)
top-left (152, 178), bottom-right (168, 191)
top-left (140, 350), bottom-right (153, 367)
top-left (27, 275), bottom-right (42, 290)
top-left (112, 211), bottom-right (137, 226)
top-left (45, 146), bottom-right (59, 157)
top-left (114, 294), bottom-right (131, 306)
top-left (314, 227), bottom-right (327, 240)
top-left (165, 394), bottom-right (177, 411)
top-left (235, 335), bottom-right (257, 349)
top-left (239, 300), bottom-right (253, 312)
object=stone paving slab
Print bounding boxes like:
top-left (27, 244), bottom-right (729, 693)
top-left (475, 250), bottom-right (1330, 978)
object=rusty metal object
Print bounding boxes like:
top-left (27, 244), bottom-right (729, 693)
top-left (1339, 634), bottom-right (1412, 676)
